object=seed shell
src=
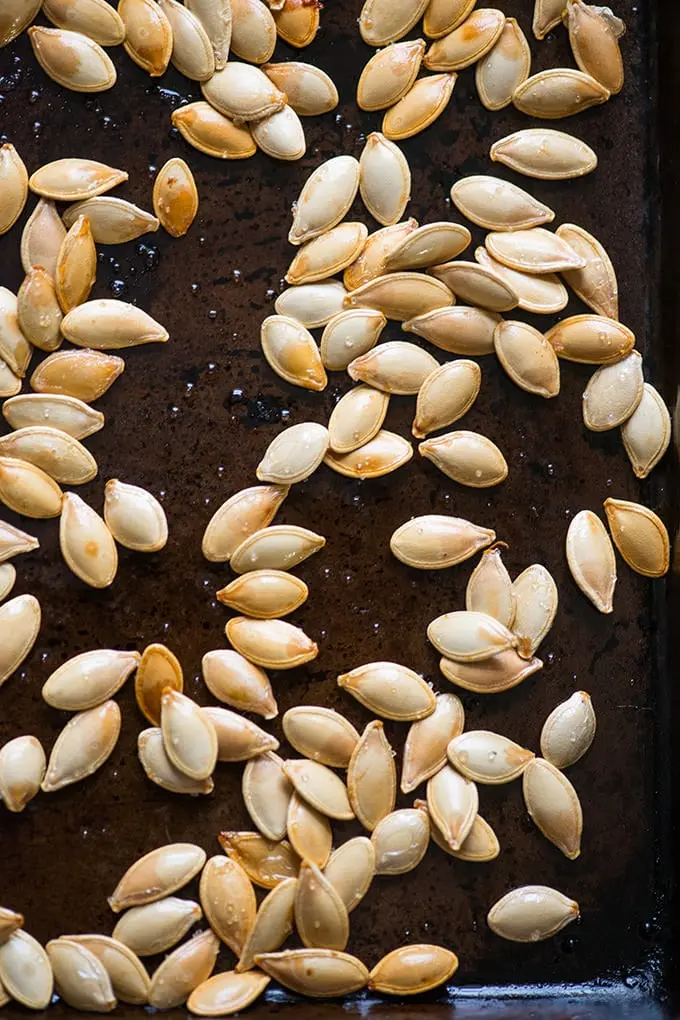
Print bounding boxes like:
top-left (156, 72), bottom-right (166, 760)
top-left (153, 158), bottom-right (199, 238)
top-left (320, 309), bottom-right (386, 371)
top-left (1, 520), bottom-right (39, 562)
top-left (286, 223), bottom-right (368, 286)
top-left (420, 429), bottom-right (508, 487)
top-left (283, 759), bottom-right (354, 821)
top-left (386, 222), bottom-right (471, 272)
top-left (512, 564), bottom-right (558, 656)
top-left (566, 509), bottom-right (616, 612)
top-left (390, 514), bottom-right (495, 570)
top-left (42, 700), bottom-right (121, 792)
top-left (0, 455), bottom-right (63, 518)
top-left (204, 707), bottom-right (279, 762)
top-left (556, 223), bottom-right (619, 320)
top-left (359, 0), bottom-right (429, 46)
top-left (583, 351), bottom-right (643, 431)
top-left (329, 386), bottom-right (390, 455)
top-left (148, 929), bottom-right (219, 1009)
top-left (371, 807), bottom-right (430, 875)
top-left (347, 720), bottom-right (396, 832)
top-left (30, 159), bottom-right (126, 202)
top-left (440, 649), bottom-right (542, 694)
top-left (533, 0), bottom-right (565, 38)
top-left (219, 831), bottom-right (299, 889)
top-left (46, 938), bottom-right (116, 1012)
top-left (0, 594), bottom-right (41, 689)
top-left (488, 886), bottom-right (579, 942)
top-left (43, 648), bottom-right (140, 711)
top-left (368, 944), bottom-right (458, 994)
top-left (0, 144), bottom-right (28, 235)
top-left (357, 39), bottom-right (426, 112)
top-left (413, 359), bottom-right (481, 438)
top-left (113, 898), bottom-right (202, 958)
top-left (20, 198), bottom-right (66, 277)
top-left (202, 649), bottom-right (276, 719)
top-left (60, 492), bottom-right (118, 588)
top-left (161, 689), bottom-right (218, 780)
top-left (282, 706), bottom-right (359, 768)
top-left (230, 0), bottom-right (276, 64)
top-left (523, 758), bottom-right (582, 859)
top-left (16, 269), bottom-right (62, 352)
top-left (275, 282), bottom-right (348, 328)
top-left (477, 247), bottom-right (567, 316)
top-left (323, 838), bottom-right (375, 913)
top-left (429, 261), bottom-right (518, 312)
top-left (401, 692), bottom-right (465, 793)
top-left (564, 0), bottom-right (624, 95)
top-left (428, 610), bottom-right (519, 661)
top-left (344, 219), bottom-right (419, 290)
top-left (289, 156), bottom-right (360, 246)
top-left (28, 25), bottom-right (116, 91)
top-left (476, 17), bottom-right (530, 111)
top-left (486, 228), bottom-right (585, 274)
top-left (187, 970), bottom-right (270, 1016)
top-left (137, 728), bottom-right (214, 795)
top-left (237, 878), bottom-right (297, 971)
top-left (273, 0), bottom-right (319, 47)
top-left (62, 298), bottom-right (168, 349)
top-left (260, 315), bottom-right (327, 391)
top-left (494, 320), bottom-right (560, 398)
top-left (242, 752), bottom-right (293, 839)
top-left (199, 856), bottom-right (256, 955)
top-left (426, 764), bottom-right (478, 849)
top-left (404, 304), bottom-right (501, 353)
top-left (226, 617), bottom-right (318, 670)
top-left (171, 103), bottom-right (256, 160)
top-left (250, 105), bottom-right (307, 162)
top-left (0, 735), bottom-right (45, 812)
top-left (603, 497), bottom-right (669, 578)
top-left (324, 430), bottom-right (413, 479)
top-left (425, 804), bottom-right (500, 862)
top-left (622, 383), bottom-right (671, 479)
top-left (466, 544), bottom-right (515, 627)
top-left (217, 570), bottom-right (308, 619)
top-left (513, 68), bottom-right (610, 119)
top-left (202, 62), bottom-right (285, 121)
top-left (119, 0), bottom-right (173, 76)
top-left (42, 0), bottom-right (125, 45)
top-left (30, 348), bottom-right (124, 401)
top-left (541, 691), bottom-right (596, 769)
top-left (202, 484), bottom-right (288, 563)
top-left (338, 661), bottom-right (435, 722)
top-left (360, 132), bottom-right (411, 227)
top-left (0, 361), bottom-right (21, 398)
top-left (0, 287), bottom-right (31, 377)
top-left (546, 314), bottom-right (633, 364)
top-left (255, 949), bottom-right (368, 997)
top-left (186, 0), bottom-right (232, 68)
top-left (1, 0), bottom-right (42, 47)
top-left (109, 844), bottom-right (207, 913)
top-left (294, 861), bottom-right (349, 951)
top-left (0, 562), bottom-right (17, 598)
top-left (230, 524), bottom-right (324, 575)
top-left (135, 643), bottom-right (183, 725)
top-left (448, 730), bottom-right (534, 784)
top-left (382, 73), bottom-right (456, 141)
top-left (66, 936), bottom-right (150, 1005)
top-left (0, 931), bottom-right (54, 1010)
top-left (424, 0), bottom-right (476, 37)
top-left (348, 340), bottom-right (440, 392)
top-left (104, 479), bottom-right (168, 552)
top-left (263, 62), bottom-right (338, 116)
top-left (490, 129), bottom-right (598, 180)
top-left (159, 0), bottom-right (214, 80)
top-left (0, 425), bottom-right (97, 484)
top-left (287, 793), bottom-right (332, 868)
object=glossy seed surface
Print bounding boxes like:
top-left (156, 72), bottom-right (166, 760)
top-left (487, 886), bottom-right (579, 942)
top-left (541, 691), bottom-right (596, 769)
top-left (603, 497), bottom-right (669, 578)
top-left (566, 510), bottom-right (616, 612)
top-left (368, 944), bottom-right (458, 994)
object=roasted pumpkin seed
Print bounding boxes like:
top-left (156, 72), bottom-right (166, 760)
top-left (440, 648), bottom-right (542, 694)
top-left (564, 0), bottom-right (624, 95)
top-left (199, 856), bottom-right (256, 955)
top-left (323, 838), bottom-right (375, 913)
top-left (20, 197), bottom-right (66, 276)
top-left (0, 520), bottom-right (38, 563)
top-left (541, 691), bottom-right (596, 768)
top-left (159, 0), bottom-right (215, 80)
top-left (263, 62), bottom-right (338, 116)
top-left (368, 944), bottom-right (458, 994)
top-left (0, 562), bottom-right (17, 598)
top-left (0, 425), bottom-right (97, 484)
top-left (43, 0), bottom-right (125, 46)
top-left (137, 728), bottom-right (214, 795)
top-left (412, 359), bottom-right (481, 438)
top-left (187, 970), bottom-right (270, 1015)
top-left (43, 648), bottom-right (140, 711)
top-left (347, 720), bottom-right (396, 832)
top-left (0, 361), bottom-right (21, 398)
top-left (287, 794), bottom-right (332, 868)
top-left (338, 661), bottom-right (435, 722)
top-left (348, 340), bottom-right (439, 392)
top-left (429, 261), bottom-right (518, 312)
top-left (113, 898), bottom-right (202, 958)
top-left (256, 422), bottom-right (329, 485)
top-left (382, 73), bottom-right (456, 141)
top-left (202, 484), bottom-right (288, 563)
top-left (486, 228), bottom-right (585, 274)
top-left (62, 298), bottom-right (168, 348)
top-left (491, 129), bottom-right (598, 180)
top-left (186, 0), bottom-right (232, 68)
top-left (204, 707), bottom-right (279, 762)
top-left (60, 492), bottom-right (118, 588)
top-left (28, 25), bottom-right (116, 91)
top-left (289, 156), bottom-right (360, 245)
top-left (494, 320), bottom-right (560, 397)
top-left (546, 314), bottom-right (633, 364)
top-left (250, 105), bottom-right (307, 161)
top-left (385, 221), bottom-right (471, 272)
top-left (42, 700), bottom-right (121, 791)
top-left (203, 649), bottom-right (276, 719)
top-left (286, 223), bottom-right (367, 286)
top-left (171, 103), bottom-right (256, 160)
top-left (371, 807), bottom-right (430, 875)
top-left (359, 0), bottom-right (429, 46)
top-left (533, 0), bottom-right (565, 38)
top-left (324, 429), bottom-right (413, 479)
top-left (476, 17), bottom-right (530, 111)
top-left (148, 929), bottom-right (219, 1009)
top-left (357, 39), bottom-right (426, 111)
top-left (219, 831), bottom-right (299, 889)
top-left (0, 286), bottom-right (31, 377)
top-left (273, 0), bottom-right (319, 47)
top-left (604, 497), bottom-right (669, 578)
top-left (0, 931), bottom-right (54, 1010)
top-left (275, 282), bottom-right (348, 327)
top-left (16, 269), bottom-right (63, 352)
top-left (0, 144), bottom-right (27, 235)
top-left (282, 706), bottom-right (359, 768)
top-left (0, 735), bottom-right (45, 812)
top-left (404, 304), bottom-right (500, 353)
top-left (230, 0), bottom-right (276, 64)
top-left (119, 0), bottom-right (172, 75)
top-left (344, 219), bottom-right (419, 290)
top-left (513, 68), bottom-right (610, 118)
top-left (448, 729), bottom-right (534, 784)
top-left (359, 132), bottom-right (411, 226)
top-left (283, 759), bottom-right (354, 821)
top-left (237, 879), bottom-right (297, 972)
top-left (103, 479), bottom-right (168, 552)
top-left (0, 0), bottom-right (42, 48)
top-left (425, 804), bottom-right (500, 862)
top-left (420, 429), bottom-right (508, 487)
top-left (161, 688), bottom-right (217, 781)
top-left (424, 9), bottom-right (505, 71)
top-left (390, 513), bottom-right (495, 570)
top-left (202, 62), bottom-right (285, 121)
top-left (295, 861), bottom-right (349, 951)
top-left (401, 692), bottom-right (465, 793)
top-left (320, 309), bottom-right (386, 371)
top-left (64, 936), bottom-right (148, 1006)
top-left (230, 524), bottom-right (324, 575)
top-left (523, 757), bottom-right (582, 859)
top-left (511, 564), bottom-right (558, 656)
top-left (488, 886), bottom-right (579, 942)
top-left (0, 594), bottom-right (41, 688)
top-left (135, 643), bottom-right (183, 725)
top-left (426, 763), bottom-right (478, 849)
top-left (583, 350), bottom-right (643, 431)
top-left (30, 348), bottom-right (124, 401)
top-left (328, 386), bottom-right (389, 454)
top-left (466, 544), bottom-right (515, 627)
top-left (109, 844), bottom-right (206, 914)
top-left (242, 753), bottom-right (293, 839)
top-left (566, 509), bottom-right (616, 612)
top-left (556, 223), bottom-right (619, 319)
top-left (153, 158), bottom-right (198, 238)
top-left (217, 570), bottom-right (308, 619)
top-left (46, 938), bottom-right (116, 1012)
top-left (424, 0), bottom-right (476, 38)
top-left (622, 383), bottom-right (671, 479)
top-left (255, 949), bottom-right (368, 997)
top-left (0, 455), bottom-right (63, 519)
top-left (428, 609), bottom-right (520, 661)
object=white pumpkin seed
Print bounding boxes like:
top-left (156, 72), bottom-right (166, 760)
top-left (159, 0), bottom-right (214, 80)
top-left (357, 39), bottom-right (426, 112)
top-left (604, 497), bottom-right (669, 578)
top-left (0, 594), bottom-right (41, 688)
top-left (260, 313), bottom-right (327, 390)
top-left (523, 757), bottom-right (582, 859)
top-left (148, 930), bottom-right (219, 1009)
top-left (324, 429), bottom-right (413, 479)
top-left (66, 936), bottom-right (149, 1005)
top-left (282, 706), bottom-right (359, 768)
top-left (230, 524), bottom-right (324, 575)
top-left (347, 721), bottom-right (396, 832)
top-left (466, 544), bottom-right (515, 627)
top-left (43, 648), bottom-right (140, 711)
top-left (219, 831), bottom-right (299, 889)
top-left (137, 728), bottom-right (214, 795)
top-left (390, 513), bottom-right (495, 569)
top-left (242, 753), bottom-right (293, 840)
top-left (153, 158), bottom-right (199, 238)
top-left (16, 269), bottom-right (62, 352)
top-left (161, 689), bottom-right (218, 780)
top-left (237, 879), bottom-right (297, 972)
top-left (1, 0), bottom-right (42, 47)
top-left (564, 0), bottom-right (624, 95)
top-left (20, 197), bottom-right (66, 277)
top-left (0, 562), bottom-right (17, 599)
top-left (440, 648), bottom-right (542, 694)
top-left (55, 211), bottom-right (93, 311)
top-left (263, 62), bottom-right (338, 116)
top-left (546, 313), bottom-right (633, 364)
top-left (30, 348), bottom-right (124, 401)
top-left (294, 861), bottom-right (348, 951)
top-left (42, 0), bottom-right (125, 45)
top-left (283, 759), bottom-right (354, 821)
top-left (424, 8), bottom-right (505, 72)
top-left (287, 793), bottom-right (332, 868)
top-left (61, 298), bottom-right (168, 348)
top-left (382, 73), bottom-right (456, 141)
top-left (385, 222), bottom-right (471, 272)
top-left (344, 219), bottom-right (419, 290)
top-left (136, 643), bottom-right (183, 725)
top-left (348, 340), bottom-right (439, 392)
top-left (217, 570), bottom-right (308, 619)
top-left (42, 700), bottom-right (121, 791)
top-left (273, 0), bottom-right (319, 46)
top-left (486, 228), bottom-right (585, 274)
top-left (424, 0), bottom-right (475, 37)
top-left (428, 609), bottom-right (520, 661)
top-left (359, 132), bottom-right (411, 226)
top-left (171, 102), bottom-right (256, 160)
top-left (202, 62), bottom-right (285, 121)
top-left (533, 0), bottom-right (565, 38)
top-left (513, 68), bottom-right (610, 118)
top-left (251, 105), bottom-right (306, 161)
top-left (0, 931), bottom-right (53, 1010)
top-left (286, 222), bottom-right (368, 286)
top-left (256, 421), bottom-right (329, 484)
top-left (477, 247), bottom-right (567, 315)
top-left (494, 319), bottom-right (560, 397)
top-left (359, 0), bottom-right (429, 46)
top-left (202, 484), bottom-right (288, 563)
top-left (0, 360), bottom-right (21, 398)
top-left (323, 838), bottom-right (375, 913)
top-left (0, 455), bottom-right (63, 518)
top-left (289, 156), bottom-right (360, 245)
top-left (556, 223), bottom-right (619, 319)
top-left (488, 886), bottom-right (579, 942)
top-left (401, 692), bottom-right (464, 793)
top-left (113, 899), bottom-right (202, 958)
top-left (420, 429), bottom-right (508, 487)
top-left (426, 763), bottom-right (478, 849)
top-left (188, 970), bottom-right (270, 1015)
top-left (320, 309), bottom-right (386, 371)
top-left (275, 281), bottom-right (347, 327)
top-left (475, 17), bottom-right (530, 111)
top-left (490, 129), bottom-right (598, 180)
top-left (338, 661), bottom-right (435, 722)
top-left (622, 383), bottom-right (670, 479)
top-left (0, 425), bottom-right (97, 484)
top-left (60, 492), bottom-right (118, 588)
top-left (448, 730), bottom-right (534, 784)
top-left (227, 617), bottom-right (317, 670)
top-left (28, 26), bottom-right (116, 91)
top-left (512, 564), bottom-right (558, 656)
top-left (203, 649), bottom-right (276, 719)
top-left (204, 707), bottom-right (279, 762)
top-left (412, 359), bottom-right (481, 438)
top-left (186, 0), bottom-right (232, 68)
top-left (119, 0), bottom-right (173, 76)
top-left (230, 0), bottom-right (276, 63)
top-left (1, 520), bottom-right (38, 562)
top-left (0, 287), bottom-right (31, 377)
top-left (103, 479), bottom-right (168, 552)
top-left (429, 261), bottom-right (518, 312)
top-left (109, 844), bottom-right (206, 913)
top-left (255, 949), bottom-right (368, 997)
top-left (0, 144), bottom-right (27, 235)
top-left (541, 691), bottom-right (596, 768)
top-left (403, 304), bottom-right (500, 353)
top-left (199, 856), bottom-right (256, 955)
top-left (328, 385), bottom-right (389, 454)
top-left (583, 350), bottom-right (643, 431)
top-left (46, 938), bottom-right (116, 1012)
top-left (566, 509), bottom-right (616, 612)
top-left (0, 735), bottom-right (45, 812)
top-left (371, 807), bottom-right (430, 875)
top-left (368, 944), bottom-right (458, 995)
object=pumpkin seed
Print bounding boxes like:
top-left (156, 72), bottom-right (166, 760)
top-left (230, 0), bottom-right (276, 63)
top-left (420, 429), bottom-right (508, 487)
top-left (338, 661), bottom-right (435, 722)
top-left (488, 886), bottom-right (579, 942)
top-left (428, 609), bottom-right (520, 661)
top-left (262, 309), bottom-right (324, 381)
top-left (289, 156), bottom-right (360, 245)
top-left (0, 735), bottom-right (45, 812)
top-left (204, 707), bottom-right (279, 761)
top-left (137, 728), bottom-right (214, 795)
top-left (424, 0), bottom-right (475, 37)
top-left (0, 361), bottom-right (21, 398)
top-left (424, 8), bottom-right (505, 71)
top-left (523, 757), bottom-right (582, 859)
top-left (512, 564), bottom-right (558, 656)
top-left (283, 759), bottom-right (354, 821)
top-left (20, 198), bottom-right (66, 277)
top-left (344, 219), bottom-right (419, 290)
top-left (153, 158), bottom-right (198, 238)
top-left (564, 0), bottom-right (624, 95)
top-left (286, 223), bottom-right (368, 286)
top-left (42, 700), bottom-right (121, 791)
top-left (203, 649), bottom-right (276, 719)
top-left (263, 62), bottom-right (338, 116)
top-left (566, 509), bottom-right (616, 612)
top-left (0, 906), bottom-right (24, 942)
top-left (119, 0), bottom-right (172, 75)
top-left (0, 931), bottom-right (54, 1010)
top-left (324, 429), bottom-right (413, 479)
top-left (490, 129), bottom-right (598, 180)
top-left (359, 132), bottom-right (411, 226)
top-left (31, 348), bottom-right (124, 401)
top-left (217, 570), bottom-right (308, 618)
top-left (273, 0), bottom-right (319, 47)
top-left (533, 0), bottom-right (565, 38)
top-left (448, 730), bottom-right (534, 784)
top-left (61, 298), bottom-right (168, 348)
top-left (0, 594), bottom-right (41, 688)
top-left (43, 648), bottom-right (140, 711)
top-left (477, 246), bottom-right (567, 315)
top-left (0, 0), bottom-right (41, 47)
top-left (202, 62), bottom-right (285, 121)
top-left (218, 832), bottom-right (299, 889)
top-left (103, 479), bottom-right (168, 552)
top-left (283, 706), bottom-right (359, 769)
top-left (256, 422), bottom-right (329, 485)
top-left (583, 350), bottom-right (643, 431)
top-left (386, 222), bottom-right (471, 272)
top-left (161, 689), bottom-right (217, 780)
top-left (275, 281), bottom-right (348, 327)
top-left (0, 562), bottom-right (17, 599)
top-left (148, 929), bottom-right (219, 1009)
top-left (46, 938), bottom-right (116, 1012)
top-left (390, 513), bottom-right (495, 570)
top-left (200, 856), bottom-right (256, 954)
top-left (250, 105), bottom-right (307, 161)
top-left (347, 720), bottom-right (396, 832)
top-left (287, 793), bottom-right (332, 868)
top-left (604, 497), bottom-right (669, 578)
top-left (476, 17), bottom-right (530, 111)
top-left (357, 39), bottom-right (426, 111)
top-left (429, 261), bottom-right (518, 312)
top-left (0, 287), bottom-right (31, 377)
top-left (371, 807), bottom-right (430, 875)
top-left (65, 936), bottom-right (149, 1006)
top-left (28, 25), bottom-right (116, 91)
top-left (171, 103), bottom-right (256, 159)
top-left (242, 753), bottom-right (293, 840)
top-left (113, 898), bottom-right (202, 957)
top-left (186, 0), bottom-right (232, 68)
top-left (1, 520), bottom-right (39, 562)
top-left (16, 270), bottom-right (62, 353)
top-left (403, 304), bottom-right (499, 353)
top-left (494, 319), bottom-right (560, 397)
top-left (513, 68), bottom-right (610, 118)
top-left (42, 0), bottom-right (125, 44)
top-left (401, 693), bottom-right (465, 793)
top-left (294, 862), bottom-right (349, 951)
top-left (541, 691), bottom-right (595, 769)
top-left (368, 944), bottom-right (458, 994)
top-left (237, 879), bottom-right (297, 972)
top-left (320, 309), bottom-right (386, 370)
top-left (382, 73), bottom-right (456, 140)
top-left (202, 484), bottom-right (288, 563)
top-left (0, 455), bottom-right (63, 519)
top-left (60, 492), bottom-right (118, 587)
top-left (622, 383), bottom-right (670, 479)
top-left (255, 949), bottom-right (368, 997)
top-left (412, 359), bottom-right (481, 438)
top-left (486, 228), bottom-right (585, 273)
top-left (136, 643), bottom-right (183, 725)
top-left (230, 524), bottom-right (324, 575)
top-left (425, 803), bottom-right (499, 861)
top-left (426, 764), bottom-right (478, 849)
top-left (187, 970), bottom-right (270, 1015)
top-left (109, 845), bottom-right (206, 913)
top-left (359, 0), bottom-right (429, 46)
top-left (440, 648), bottom-right (542, 693)
top-left (0, 144), bottom-right (27, 235)
top-left (556, 223), bottom-right (619, 319)
top-left (0, 425), bottom-right (97, 484)
top-left (466, 544), bottom-right (515, 627)
top-left (323, 838), bottom-right (375, 912)
top-left (158, 0), bottom-right (214, 79)
top-left (348, 340), bottom-right (439, 392)
top-left (547, 313), bottom-right (633, 364)
top-left (328, 386), bottom-right (389, 454)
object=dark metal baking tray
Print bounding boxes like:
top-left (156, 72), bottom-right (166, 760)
top-left (0, 0), bottom-right (677, 1016)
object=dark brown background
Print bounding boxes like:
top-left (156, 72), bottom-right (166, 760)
top-left (0, 1), bottom-right (677, 1016)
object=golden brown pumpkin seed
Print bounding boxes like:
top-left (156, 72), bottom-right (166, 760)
top-left (424, 0), bottom-right (475, 37)
top-left (359, 0), bottom-right (429, 46)
top-left (153, 158), bottom-right (198, 238)
top-left (161, 689), bottom-right (217, 780)
top-left (420, 429), bottom-right (508, 487)
top-left (0, 144), bottom-right (27, 235)
top-left (230, 524), bottom-right (324, 575)
top-left (513, 68), bottom-right (610, 118)
top-left (490, 129), bottom-right (598, 180)
top-left (382, 73), bottom-right (456, 141)
top-left (289, 156), bottom-right (360, 246)
top-left (512, 564), bottom-right (558, 656)
top-left (604, 497), bottom-right (669, 578)
top-left (261, 314), bottom-right (326, 392)
top-left (546, 313), bottom-right (633, 364)
top-left (348, 340), bottom-right (439, 392)
top-left (338, 661), bottom-right (435, 722)
top-left (31, 348), bottom-right (124, 401)
top-left (385, 221), bottom-right (471, 272)
top-left (243, 753), bottom-right (293, 840)
top-left (448, 729), bottom-right (534, 784)
top-left (523, 757), bottom-right (582, 859)
top-left (43, 648), bottom-right (140, 711)
top-left (533, 0), bottom-right (565, 38)
top-left (323, 838), bottom-right (374, 913)
top-left (230, 0), bottom-right (276, 63)
top-left (275, 282), bottom-right (348, 327)
top-left (0, 931), bottom-right (54, 1010)
top-left (622, 383), bottom-right (670, 479)
top-left (256, 422), bottom-right (329, 485)
top-left (583, 350), bottom-right (643, 431)
top-left (202, 484), bottom-right (288, 563)
top-left (263, 62), bottom-right (338, 116)
top-left (217, 570), bottom-right (308, 619)
top-left (46, 938), bottom-right (116, 1012)
top-left (287, 794), bottom-right (332, 868)
top-left (282, 706), bottom-right (359, 769)
top-left (113, 898), bottom-right (202, 958)
top-left (62, 936), bottom-right (149, 1006)
top-left (494, 320), bottom-right (560, 397)
top-left (0, 0), bottom-right (41, 47)
top-left (119, 0), bottom-right (172, 75)
top-left (62, 298), bottom-right (168, 348)
top-left (466, 544), bottom-right (515, 627)
top-left (368, 944), bottom-right (458, 995)
top-left (428, 609), bottom-right (519, 661)
top-left (390, 513), bottom-right (495, 570)
top-left (320, 309), bottom-right (386, 370)
top-left (109, 845), bottom-right (206, 914)
top-left (0, 594), bottom-right (41, 688)
top-left (255, 949), bottom-right (368, 997)
top-left (488, 886), bottom-right (579, 942)
top-left (0, 455), bottom-right (63, 519)
top-left (0, 735), bottom-right (45, 812)
top-left (564, 0), bottom-right (624, 95)
top-left (159, 0), bottom-right (214, 80)
top-left (103, 479), bottom-right (168, 552)
top-left (412, 360), bottom-right (481, 438)
top-left (28, 26), bottom-right (116, 91)
top-left (218, 831), bottom-right (299, 889)
top-left (60, 492), bottom-right (118, 587)
top-left (424, 8), bottom-right (505, 71)
top-left (439, 648), bottom-right (542, 694)
top-left (401, 693), bottom-right (465, 793)
top-left (0, 287), bottom-right (31, 377)
top-left (477, 246), bottom-right (568, 315)
top-left (42, 700), bottom-right (121, 791)
top-left (328, 385), bottom-right (389, 454)
top-left (0, 520), bottom-right (38, 562)
top-left (237, 879), bottom-right (297, 972)
top-left (404, 304), bottom-right (501, 353)
top-left (205, 707), bottom-right (279, 762)
top-left (429, 261), bottom-right (518, 312)
top-left (0, 361), bottom-right (21, 398)
top-left (186, 0), bottom-right (232, 68)
top-left (566, 509), bottom-right (616, 612)
top-left (137, 728), bottom-right (214, 795)
top-left (273, 0), bottom-right (319, 47)
top-left (359, 132), bottom-right (411, 226)
top-left (203, 649), bottom-right (276, 719)
top-left (252, 105), bottom-right (307, 161)
top-left (135, 643), bottom-right (182, 725)
top-left (202, 61), bottom-right (285, 120)
top-left (426, 763), bottom-right (478, 849)
top-left (16, 269), bottom-right (63, 353)
top-left (347, 720), bottom-right (396, 832)
top-left (171, 103), bottom-right (255, 160)
top-left (148, 929), bottom-right (219, 1009)
top-left (423, 802), bottom-right (500, 861)
top-left (486, 228), bottom-right (585, 274)
top-left (20, 197), bottom-right (66, 277)
top-left (357, 39), bottom-right (426, 112)
top-left (294, 862), bottom-right (349, 951)
top-left (283, 759), bottom-right (354, 821)
top-left (344, 219), bottom-right (419, 290)
top-left (0, 562), bottom-right (17, 598)
top-left (286, 222), bottom-right (368, 286)
top-left (188, 970), bottom-right (270, 1015)
top-left (556, 223), bottom-right (618, 319)
top-left (0, 425), bottom-right (97, 484)
top-left (541, 691), bottom-right (596, 769)
top-left (476, 17), bottom-right (530, 111)
top-left (371, 807), bottom-right (430, 875)
top-left (42, 0), bottom-right (125, 45)
top-left (199, 856), bottom-right (256, 955)
top-left (324, 429), bottom-right (413, 479)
